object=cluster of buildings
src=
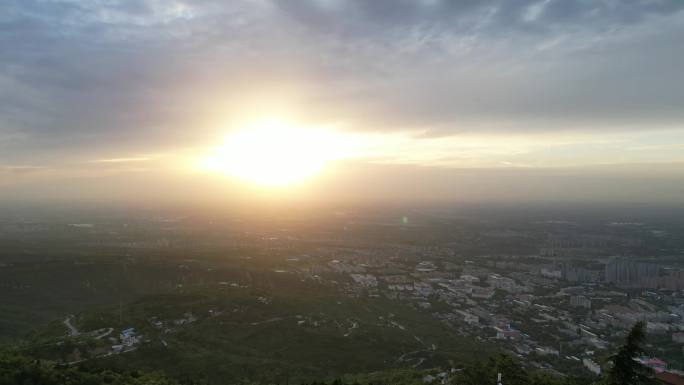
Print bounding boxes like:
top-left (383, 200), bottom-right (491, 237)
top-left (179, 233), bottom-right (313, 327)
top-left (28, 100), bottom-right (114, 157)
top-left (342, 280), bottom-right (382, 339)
top-left (538, 258), bottom-right (684, 290)
top-left (308, 250), bottom-right (684, 379)
top-left (111, 327), bottom-right (141, 353)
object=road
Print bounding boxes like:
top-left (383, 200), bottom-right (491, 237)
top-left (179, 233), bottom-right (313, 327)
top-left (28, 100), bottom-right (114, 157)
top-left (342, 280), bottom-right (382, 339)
top-left (63, 315), bottom-right (79, 336)
top-left (94, 327), bottom-right (113, 339)
top-left (250, 316), bottom-right (288, 326)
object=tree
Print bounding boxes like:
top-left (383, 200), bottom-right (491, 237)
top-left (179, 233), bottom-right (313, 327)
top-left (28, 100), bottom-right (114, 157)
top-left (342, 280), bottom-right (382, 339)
top-left (454, 360), bottom-right (492, 385)
top-left (452, 355), bottom-right (531, 385)
top-left (605, 321), bottom-right (654, 385)
top-left (451, 354), bottom-right (578, 385)
top-left (0, 353), bottom-right (180, 385)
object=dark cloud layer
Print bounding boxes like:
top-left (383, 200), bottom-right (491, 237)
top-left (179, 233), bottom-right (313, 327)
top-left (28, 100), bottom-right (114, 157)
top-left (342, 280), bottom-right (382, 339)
top-left (1, 0), bottom-right (683, 164)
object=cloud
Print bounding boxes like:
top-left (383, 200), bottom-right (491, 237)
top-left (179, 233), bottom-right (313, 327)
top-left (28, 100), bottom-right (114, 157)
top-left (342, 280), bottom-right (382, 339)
top-left (0, 165), bottom-right (46, 175)
top-left (0, 0), bottom-right (683, 167)
top-left (92, 157), bottom-right (151, 163)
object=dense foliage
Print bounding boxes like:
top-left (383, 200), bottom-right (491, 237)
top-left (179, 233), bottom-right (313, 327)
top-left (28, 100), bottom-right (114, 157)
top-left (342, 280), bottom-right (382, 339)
top-left (451, 355), bottom-right (580, 385)
top-left (604, 321), bottom-right (654, 385)
top-left (1, 352), bottom-right (585, 385)
top-left (0, 353), bottom-right (180, 385)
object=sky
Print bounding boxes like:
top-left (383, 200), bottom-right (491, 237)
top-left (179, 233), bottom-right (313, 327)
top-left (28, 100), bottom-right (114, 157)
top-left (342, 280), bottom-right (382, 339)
top-left (1, 0), bottom-right (684, 206)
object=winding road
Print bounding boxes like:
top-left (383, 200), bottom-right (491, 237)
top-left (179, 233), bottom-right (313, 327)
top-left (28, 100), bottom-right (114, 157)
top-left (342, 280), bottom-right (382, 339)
top-left (63, 315), bottom-right (79, 336)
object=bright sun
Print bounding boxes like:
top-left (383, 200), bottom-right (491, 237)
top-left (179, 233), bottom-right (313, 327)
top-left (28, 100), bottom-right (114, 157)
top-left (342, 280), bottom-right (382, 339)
top-left (202, 120), bottom-right (351, 187)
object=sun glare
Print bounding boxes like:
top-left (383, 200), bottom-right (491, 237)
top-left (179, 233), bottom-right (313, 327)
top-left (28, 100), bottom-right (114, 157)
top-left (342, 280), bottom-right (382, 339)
top-left (202, 120), bottom-right (353, 187)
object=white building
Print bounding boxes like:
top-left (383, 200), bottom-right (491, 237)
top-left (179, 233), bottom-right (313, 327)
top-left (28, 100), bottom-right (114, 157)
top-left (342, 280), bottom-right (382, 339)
top-left (570, 295), bottom-right (592, 308)
top-left (350, 274), bottom-right (378, 287)
top-left (583, 358), bottom-right (602, 375)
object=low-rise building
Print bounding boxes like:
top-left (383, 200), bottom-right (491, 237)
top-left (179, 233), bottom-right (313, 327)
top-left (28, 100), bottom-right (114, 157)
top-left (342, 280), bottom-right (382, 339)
top-left (582, 358), bottom-right (601, 375)
top-left (495, 326), bottom-right (521, 340)
top-left (455, 310), bottom-right (479, 325)
top-left (673, 332), bottom-right (684, 343)
top-left (570, 295), bottom-right (592, 309)
top-left (471, 286), bottom-right (494, 299)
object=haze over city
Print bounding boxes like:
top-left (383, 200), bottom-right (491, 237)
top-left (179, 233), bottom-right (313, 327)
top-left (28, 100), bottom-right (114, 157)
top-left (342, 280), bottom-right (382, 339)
top-left (1, 0), bottom-right (684, 206)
